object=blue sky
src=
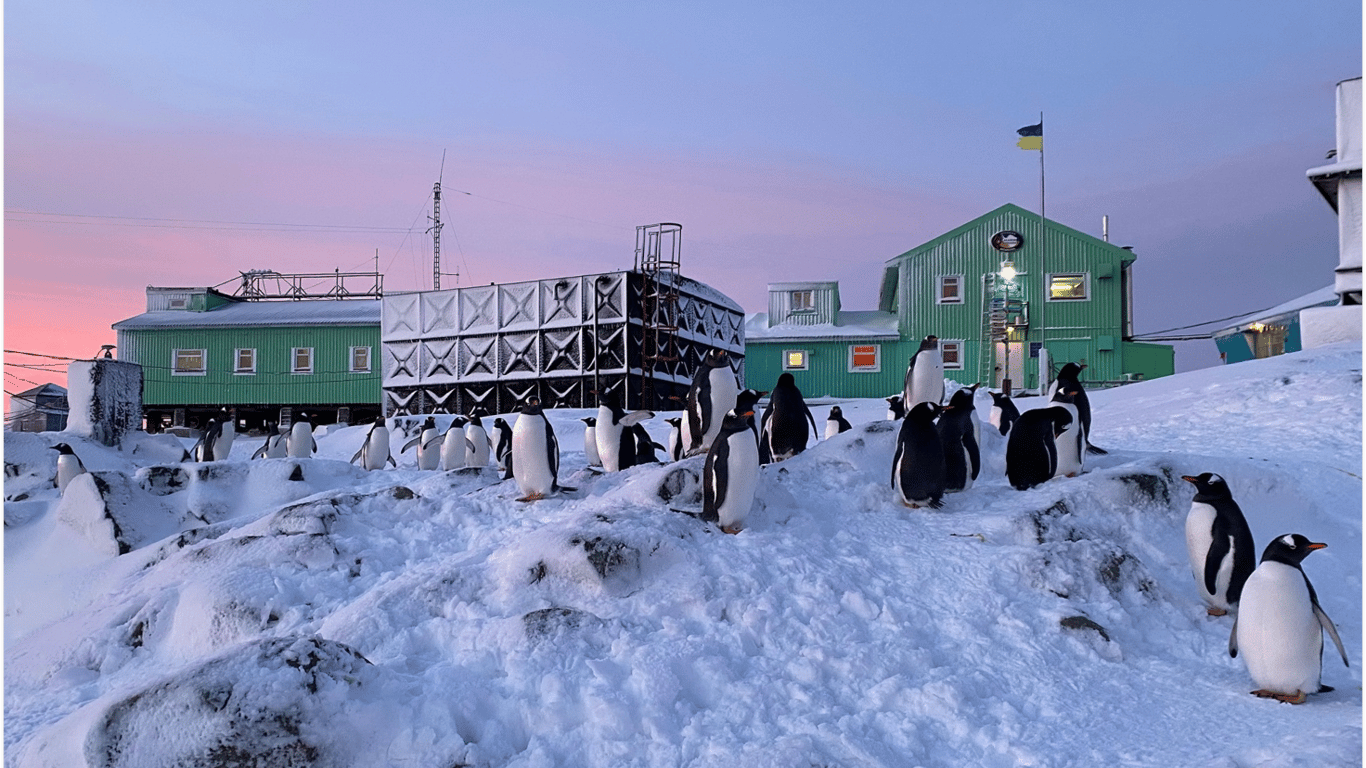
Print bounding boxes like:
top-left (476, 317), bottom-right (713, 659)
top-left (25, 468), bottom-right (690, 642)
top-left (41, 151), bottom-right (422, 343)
top-left (5, 0), bottom-right (1361, 375)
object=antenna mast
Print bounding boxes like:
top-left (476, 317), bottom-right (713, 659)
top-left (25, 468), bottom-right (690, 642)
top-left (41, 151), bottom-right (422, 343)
top-left (428, 151), bottom-right (447, 291)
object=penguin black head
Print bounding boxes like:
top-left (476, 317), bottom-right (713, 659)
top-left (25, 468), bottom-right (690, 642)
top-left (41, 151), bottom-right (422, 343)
top-left (776, 373), bottom-right (796, 388)
top-left (947, 388), bottom-right (976, 410)
top-left (592, 389), bottom-right (623, 410)
top-left (449, 415), bottom-right (469, 430)
top-left (467, 412), bottom-right (484, 427)
top-left (374, 416), bottom-right (386, 426)
top-left (50, 442), bottom-right (78, 455)
top-left (735, 389), bottom-right (766, 414)
top-left (1261, 534), bottom-right (1326, 566)
top-left (1057, 362), bottom-right (1086, 381)
top-left (494, 417), bottom-right (510, 430)
top-left (704, 349), bottom-right (730, 368)
top-left (907, 402), bottom-right (941, 422)
top-left (1049, 408), bottom-right (1073, 437)
top-left (829, 406), bottom-right (843, 418)
top-left (664, 416), bottom-right (682, 427)
top-left (521, 399), bottom-right (545, 416)
top-left (580, 417), bottom-right (597, 427)
top-left (1181, 472), bottom-right (1232, 501)
top-left (990, 391), bottom-right (1013, 406)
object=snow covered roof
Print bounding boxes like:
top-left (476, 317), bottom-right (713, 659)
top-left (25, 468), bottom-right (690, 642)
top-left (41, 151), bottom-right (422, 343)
top-left (112, 299), bottom-right (382, 330)
top-left (1212, 285), bottom-right (1340, 337)
top-left (745, 310), bottom-right (900, 341)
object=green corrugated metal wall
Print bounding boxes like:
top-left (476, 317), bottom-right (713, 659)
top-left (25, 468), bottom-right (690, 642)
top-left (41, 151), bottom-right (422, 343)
top-left (743, 339), bottom-right (918, 401)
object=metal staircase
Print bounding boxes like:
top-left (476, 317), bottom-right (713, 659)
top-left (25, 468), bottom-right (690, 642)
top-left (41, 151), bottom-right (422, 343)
top-left (635, 223), bottom-right (683, 410)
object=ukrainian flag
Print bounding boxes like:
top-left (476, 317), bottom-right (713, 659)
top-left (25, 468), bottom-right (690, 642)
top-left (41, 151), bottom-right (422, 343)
top-left (1016, 121), bottom-right (1043, 151)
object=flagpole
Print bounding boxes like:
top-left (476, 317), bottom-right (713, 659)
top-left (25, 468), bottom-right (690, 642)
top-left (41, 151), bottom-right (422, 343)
top-left (1038, 110), bottom-right (1045, 374)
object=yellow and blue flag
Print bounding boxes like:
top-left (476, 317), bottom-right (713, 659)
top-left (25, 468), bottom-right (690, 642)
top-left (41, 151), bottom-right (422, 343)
top-left (1016, 121), bottom-right (1043, 151)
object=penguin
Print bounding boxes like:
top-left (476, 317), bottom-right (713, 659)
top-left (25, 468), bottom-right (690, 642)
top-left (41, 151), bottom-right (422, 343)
top-left (401, 416), bottom-right (442, 470)
top-left (988, 391), bottom-right (1020, 436)
top-left (935, 389), bottom-right (981, 493)
top-left (703, 407), bottom-right (761, 534)
top-left (287, 413), bottom-right (317, 459)
top-left (510, 398), bottom-right (567, 501)
top-left (192, 418), bottom-right (219, 462)
top-left (492, 417), bottom-right (514, 479)
top-left (664, 417), bottom-right (685, 462)
top-left (885, 395), bottom-right (906, 421)
top-left (759, 373), bottom-right (819, 463)
top-left (593, 388), bottom-right (653, 472)
top-left (50, 443), bottom-right (88, 493)
top-left (901, 335), bottom-right (944, 413)
top-left (1230, 534), bottom-right (1350, 704)
top-left (825, 406), bottom-right (853, 438)
top-left (211, 407), bottom-right (237, 460)
top-left (350, 417), bottom-right (397, 470)
top-left (1048, 389), bottom-right (1085, 479)
top-left (580, 417), bottom-right (602, 467)
top-left (735, 389), bottom-right (765, 439)
top-left (1048, 362), bottom-right (1106, 455)
top-left (891, 402), bottom-right (946, 509)
top-left (685, 349), bottom-right (740, 456)
top-left (1005, 406), bottom-right (1072, 491)
top-left (252, 420), bottom-right (278, 459)
top-left (465, 412), bottom-right (491, 469)
top-left (631, 423), bottom-right (665, 465)
top-left (1181, 472), bottom-right (1257, 616)
top-left (440, 416), bottom-right (470, 471)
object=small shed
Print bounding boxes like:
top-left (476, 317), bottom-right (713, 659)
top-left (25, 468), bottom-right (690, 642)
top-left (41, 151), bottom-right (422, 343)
top-left (7, 383), bottom-right (68, 433)
top-left (1213, 285), bottom-right (1340, 363)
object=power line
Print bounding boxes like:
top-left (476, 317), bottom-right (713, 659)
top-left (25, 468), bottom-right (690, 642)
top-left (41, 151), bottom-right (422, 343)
top-left (1130, 304), bottom-right (1280, 339)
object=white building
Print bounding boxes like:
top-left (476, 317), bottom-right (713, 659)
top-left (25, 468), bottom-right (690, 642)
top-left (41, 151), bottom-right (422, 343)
top-left (1301, 76), bottom-right (1363, 347)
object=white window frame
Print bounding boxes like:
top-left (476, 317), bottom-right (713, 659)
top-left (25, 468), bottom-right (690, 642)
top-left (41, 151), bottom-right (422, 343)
top-left (937, 275), bottom-right (964, 304)
top-left (790, 290), bottom-right (816, 312)
top-left (940, 340), bottom-right (965, 370)
top-left (234, 347), bottom-right (256, 375)
top-left (782, 349), bottom-right (810, 371)
top-left (291, 347), bottom-right (314, 374)
top-left (172, 348), bottom-right (207, 376)
top-left (350, 346), bottom-right (371, 373)
top-left (1047, 272), bottom-right (1090, 302)
top-left (848, 344), bottom-right (881, 373)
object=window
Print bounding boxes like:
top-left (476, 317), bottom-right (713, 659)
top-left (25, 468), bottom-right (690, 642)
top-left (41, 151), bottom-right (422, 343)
top-left (173, 349), bottom-right (207, 375)
top-left (350, 346), bottom-right (371, 373)
top-left (292, 347), bottom-right (314, 374)
top-left (783, 349), bottom-right (809, 371)
top-left (1048, 273), bottom-right (1089, 301)
top-left (849, 344), bottom-right (880, 372)
top-left (168, 298), bottom-right (187, 310)
top-left (937, 275), bottom-right (963, 304)
top-left (234, 348), bottom-right (256, 374)
top-left (790, 290), bottom-right (815, 311)
top-left (941, 341), bottom-right (964, 370)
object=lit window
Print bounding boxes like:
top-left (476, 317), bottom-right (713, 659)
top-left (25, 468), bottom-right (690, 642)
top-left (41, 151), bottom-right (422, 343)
top-left (783, 350), bottom-right (809, 370)
top-left (173, 349), bottom-right (207, 375)
top-left (941, 341), bottom-right (964, 370)
top-left (350, 346), bottom-right (371, 373)
top-left (938, 276), bottom-right (963, 304)
top-left (234, 348), bottom-right (256, 374)
top-left (1048, 273), bottom-right (1089, 301)
top-left (791, 290), bottom-right (815, 311)
top-left (292, 347), bottom-right (314, 374)
top-left (849, 344), bottom-right (880, 372)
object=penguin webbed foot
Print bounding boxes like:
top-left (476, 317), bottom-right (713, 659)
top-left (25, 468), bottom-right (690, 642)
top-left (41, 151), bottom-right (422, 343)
top-left (517, 493), bottom-right (546, 503)
top-left (1251, 689), bottom-right (1308, 704)
top-left (1205, 607), bottom-right (1228, 617)
top-left (721, 524), bottom-right (743, 535)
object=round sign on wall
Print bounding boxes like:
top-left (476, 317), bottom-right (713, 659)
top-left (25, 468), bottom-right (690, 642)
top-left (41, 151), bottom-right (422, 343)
top-left (991, 231), bottom-right (1024, 252)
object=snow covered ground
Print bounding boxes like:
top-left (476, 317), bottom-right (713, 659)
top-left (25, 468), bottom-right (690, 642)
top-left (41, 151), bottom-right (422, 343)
top-left (5, 341), bottom-right (1361, 767)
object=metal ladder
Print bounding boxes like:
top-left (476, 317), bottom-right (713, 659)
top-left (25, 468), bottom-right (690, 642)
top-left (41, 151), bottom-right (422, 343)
top-left (979, 273), bottom-right (1006, 386)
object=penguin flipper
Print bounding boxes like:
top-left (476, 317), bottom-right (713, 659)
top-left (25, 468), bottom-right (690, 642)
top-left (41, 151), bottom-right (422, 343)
top-left (621, 409), bottom-right (655, 427)
top-left (966, 436), bottom-right (981, 480)
top-left (1314, 604), bottom-right (1350, 667)
top-left (1204, 532), bottom-right (1233, 597)
top-left (1085, 443), bottom-right (1109, 456)
top-left (401, 436), bottom-right (421, 453)
top-left (251, 441), bottom-right (268, 460)
top-left (1228, 616), bottom-right (1239, 658)
top-left (350, 447), bottom-right (364, 464)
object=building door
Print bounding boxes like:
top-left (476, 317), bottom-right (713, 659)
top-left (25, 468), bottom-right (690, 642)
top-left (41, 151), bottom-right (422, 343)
top-left (993, 342), bottom-right (1026, 392)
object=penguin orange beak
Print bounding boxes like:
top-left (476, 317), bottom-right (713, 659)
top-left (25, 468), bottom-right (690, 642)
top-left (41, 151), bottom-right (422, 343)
top-left (1306, 542), bottom-right (1327, 551)
top-left (1180, 475), bottom-right (1198, 484)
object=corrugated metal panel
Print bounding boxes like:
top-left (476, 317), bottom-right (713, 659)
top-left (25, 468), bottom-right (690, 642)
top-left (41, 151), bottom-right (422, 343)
top-left (115, 300), bottom-right (381, 330)
top-left (767, 282), bottom-right (840, 326)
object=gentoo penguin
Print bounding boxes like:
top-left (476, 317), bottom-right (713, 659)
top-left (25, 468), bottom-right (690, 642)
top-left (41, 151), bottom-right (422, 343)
top-left (685, 349), bottom-right (740, 456)
top-left (252, 420), bottom-right (282, 459)
top-left (440, 416), bottom-right (470, 471)
top-left (492, 417), bottom-right (514, 479)
top-left (580, 417), bottom-right (602, 467)
top-left (287, 413), bottom-right (317, 459)
top-left (891, 402), bottom-right (947, 509)
top-left (885, 395), bottom-right (906, 421)
top-left (703, 407), bottom-right (761, 534)
top-left (511, 398), bottom-right (566, 501)
top-left (401, 416), bottom-right (442, 470)
top-left (50, 443), bottom-right (88, 493)
top-left (902, 335), bottom-right (944, 413)
top-left (593, 388), bottom-right (653, 472)
top-left (631, 423), bottom-right (665, 465)
top-left (825, 406), bottom-right (853, 438)
top-left (464, 411), bottom-right (492, 469)
top-left (664, 417), bottom-right (684, 462)
top-left (1048, 362), bottom-right (1106, 455)
top-left (1182, 473), bottom-right (1256, 616)
top-left (1048, 389), bottom-right (1085, 479)
top-left (759, 373), bottom-right (819, 463)
top-left (1005, 407), bottom-right (1071, 491)
top-left (988, 391), bottom-right (1021, 436)
top-left (211, 408), bottom-right (237, 460)
top-left (350, 417), bottom-right (397, 470)
top-left (192, 417), bottom-right (219, 462)
top-left (1230, 534), bottom-right (1349, 703)
top-left (936, 389), bottom-right (981, 493)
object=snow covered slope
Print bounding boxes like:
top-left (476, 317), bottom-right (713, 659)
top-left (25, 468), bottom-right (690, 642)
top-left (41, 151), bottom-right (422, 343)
top-left (5, 342), bottom-right (1361, 767)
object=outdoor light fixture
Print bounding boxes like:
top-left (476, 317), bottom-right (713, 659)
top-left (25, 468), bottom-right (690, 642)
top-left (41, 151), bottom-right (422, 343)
top-left (1249, 322), bottom-right (1266, 333)
top-left (999, 260), bottom-right (1017, 281)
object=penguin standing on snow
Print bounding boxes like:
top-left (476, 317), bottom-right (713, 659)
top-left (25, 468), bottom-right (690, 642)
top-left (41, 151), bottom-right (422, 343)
top-left (902, 335), bottom-right (944, 412)
top-left (580, 417), bottom-right (602, 467)
top-left (511, 398), bottom-right (569, 501)
top-left (350, 417), bottom-right (397, 470)
top-left (593, 388), bottom-right (653, 472)
top-left (192, 417), bottom-right (219, 462)
top-left (685, 349), bottom-right (740, 456)
top-left (988, 391), bottom-right (1021, 436)
top-left (703, 407), bottom-right (761, 534)
top-left (760, 373), bottom-right (819, 463)
top-left (885, 395), bottom-right (906, 421)
top-left (1005, 407), bottom-right (1072, 491)
top-left (287, 413), bottom-right (317, 459)
top-left (1182, 472), bottom-right (1256, 616)
top-left (1048, 362), bottom-right (1106, 455)
top-left (50, 443), bottom-right (88, 493)
top-left (464, 411), bottom-right (492, 469)
top-left (401, 416), bottom-right (442, 470)
top-left (891, 402), bottom-right (947, 509)
top-left (212, 407), bottom-right (237, 460)
top-left (664, 417), bottom-right (684, 462)
top-left (825, 406), bottom-right (853, 438)
top-left (252, 420), bottom-right (284, 459)
top-left (631, 423), bottom-right (665, 465)
top-left (492, 417), bottom-right (514, 478)
top-left (440, 416), bottom-right (470, 471)
top-left (1230, 534), bottom-right (1349, 704)
top-left (936, 389), bottom-right (981, 493)
top-left (1048, 389), bottom-right (1085, 479)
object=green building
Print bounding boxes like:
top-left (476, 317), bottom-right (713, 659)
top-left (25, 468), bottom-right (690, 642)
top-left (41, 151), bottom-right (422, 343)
top-left (744, 204), bottom-right (1174, 398)
top-left (113, 286), bottom-right (382, 430)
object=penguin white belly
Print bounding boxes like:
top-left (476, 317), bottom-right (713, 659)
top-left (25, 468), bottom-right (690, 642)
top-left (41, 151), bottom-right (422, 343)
top-left (441, 431), bottom-right (464, 470)
top-left (584, 426), bottom-right (601, 466)
top-left (417, 429), bottom-right (441, 470)
top-left (595, 406), bottom-right (622, 472)
top-left (466, 425), bottom-right (490, 468)
top-left (702, 369), bottom-right (740, 449)
top-left (907, 355), bottom-right (944, 408)
top-left (363, 428), bottom-right (391, 470)
top-left (825, 419), bottom-right (841, 439)
top-left (288, 423), bottom-right (313, 458)
top-left (1184, 502), bottom-right (1233, 609)
top-left (956, 444), bottom-right (974, 493)
top-left (666, 427), bottom-right (680, 462)
top-left (1051, 403), bottom-right (1083, 478)
top-left (714, 437), bottom-right (759, 529)
top-left (512, 417), bottom-right (555, 497)
top-left (213, 424), bottom-right (236, 460)
top-left (1237, 564), bottom-right (1324, 695)
top-left (56, 455), bottom-right (83, 493)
